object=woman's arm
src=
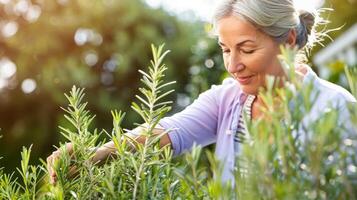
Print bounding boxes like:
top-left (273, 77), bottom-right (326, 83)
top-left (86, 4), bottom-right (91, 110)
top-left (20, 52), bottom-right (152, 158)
top-left (47, 125), bottom-right (171, 184)
top-left (48, 81), bottom-right (222, 183)
top-left (92, 125), bottom-right (172, 164)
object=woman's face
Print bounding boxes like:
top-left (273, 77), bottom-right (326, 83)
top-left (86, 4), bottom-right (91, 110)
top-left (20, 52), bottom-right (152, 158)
top-left (217, 15), bottom-right (285, 95)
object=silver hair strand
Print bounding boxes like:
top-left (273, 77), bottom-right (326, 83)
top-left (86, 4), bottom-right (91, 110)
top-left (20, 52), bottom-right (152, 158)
top-left (212, 0), bottom-right (328, 53)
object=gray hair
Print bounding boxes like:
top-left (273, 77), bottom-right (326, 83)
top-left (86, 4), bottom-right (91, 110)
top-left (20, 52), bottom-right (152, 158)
top-left (212, 0), bottom-right (319, 50)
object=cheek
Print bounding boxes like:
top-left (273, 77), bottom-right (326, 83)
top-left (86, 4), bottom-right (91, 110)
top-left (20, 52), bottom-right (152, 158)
top-left (250, 49), bottom-right (280, 74)
top-left (222, 53), bottom-right (228, 62)
top-left (244, 54), bottom-right (268, 73)
top-left (222, 54), bottom-right (230, 69)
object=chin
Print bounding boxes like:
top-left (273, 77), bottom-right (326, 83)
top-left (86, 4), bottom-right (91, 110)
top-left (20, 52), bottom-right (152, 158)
top-left (241, 87), bottom-right (259, 95)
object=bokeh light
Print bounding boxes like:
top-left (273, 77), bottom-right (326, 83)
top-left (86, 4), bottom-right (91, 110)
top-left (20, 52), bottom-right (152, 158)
top-left (74, 28), bottom-right (103, 46)
top-left (1, 21), bottom-right (18, 38)
top-left (103, 59), bottom-right (117, 72)
top-left (101, 72), bottom-right (114, 86)
top-left (189, 65), bottom-right (200, 75)
top-left (14, 0), bottom-right (29, 15)
top-left (84, 51), bottom-right (99, 67)
top-left (21, 78), bottom-right (37, 94)
top-left (25, 5), bottom-right (41, 23)
top-left (204, 59), bottom-right (214, 69)
top-left (0, 0), bottom-right (10, 5)
top-left (0, 57), bottom-right (17, 79)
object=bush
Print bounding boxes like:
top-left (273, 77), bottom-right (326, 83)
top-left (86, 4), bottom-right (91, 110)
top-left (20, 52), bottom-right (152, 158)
top-left (0, 45), bottom-right (356, 199)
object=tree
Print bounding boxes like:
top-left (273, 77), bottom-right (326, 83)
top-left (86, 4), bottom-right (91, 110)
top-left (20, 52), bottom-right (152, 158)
top-left (0, 0), bottom-right (201, 171)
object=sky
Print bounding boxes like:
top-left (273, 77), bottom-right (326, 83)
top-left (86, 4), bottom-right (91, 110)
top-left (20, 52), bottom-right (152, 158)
top-left (145, 0), bottom-right (325, 22)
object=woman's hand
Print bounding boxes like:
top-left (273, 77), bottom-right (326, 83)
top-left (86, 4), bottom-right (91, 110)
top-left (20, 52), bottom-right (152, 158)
top-left (90, 142), bottom-right (117, 165)
top-left (46, 142), bottom-right (116, 185)
top-left (46, 143), bottom-right (74, 184)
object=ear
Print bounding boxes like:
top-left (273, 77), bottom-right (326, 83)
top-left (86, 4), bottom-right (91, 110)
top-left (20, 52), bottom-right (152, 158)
top-left (286, 29), bottom-right (297, 46)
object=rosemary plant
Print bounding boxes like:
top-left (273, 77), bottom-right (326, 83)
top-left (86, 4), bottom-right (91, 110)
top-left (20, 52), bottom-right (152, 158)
top-left (97, 44), bottom-right (177, 200)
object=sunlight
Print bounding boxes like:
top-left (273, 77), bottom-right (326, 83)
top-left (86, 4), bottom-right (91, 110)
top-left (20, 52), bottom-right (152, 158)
top-left (146, 0), bottom-right (325, 21)
top-left (146, 0), bottom-right (218, 21)
top-left (294, 0), bottom-right (325, 11)
top-left (0, 0), bottom-right (10, 4)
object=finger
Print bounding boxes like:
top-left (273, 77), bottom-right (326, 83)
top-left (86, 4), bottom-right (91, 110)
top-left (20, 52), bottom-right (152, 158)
top-left (46, 156), bottom-right (57, 184)
top-left (47, 143), bottom-right (74, 185)
top-left (46, 155), bottom-right (54, 173)
top-left (47, 151), bottom-right (61, 180)
top-left (50, 175), bottom-right (57, 185)
top-left (65, 143), bottom-right (74, 154)
top-left (68, 165), bottom-right (78, 179)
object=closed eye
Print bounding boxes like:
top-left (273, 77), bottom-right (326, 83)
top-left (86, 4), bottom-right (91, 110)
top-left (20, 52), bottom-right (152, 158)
top-left (241, 49), bottom-right (255, 54)
top-left (221, 48), bottom-right (230, 54)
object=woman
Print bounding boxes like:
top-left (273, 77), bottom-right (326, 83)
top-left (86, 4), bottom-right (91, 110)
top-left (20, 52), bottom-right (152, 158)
top-left (47, 0), bottom-right (356, 184)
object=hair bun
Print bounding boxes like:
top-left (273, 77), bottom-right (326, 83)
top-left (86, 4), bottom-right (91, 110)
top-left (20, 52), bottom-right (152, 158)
top-left (299, 10), bottom-right (315, 36)
top-left (296, 10), bottom-right (315, 48)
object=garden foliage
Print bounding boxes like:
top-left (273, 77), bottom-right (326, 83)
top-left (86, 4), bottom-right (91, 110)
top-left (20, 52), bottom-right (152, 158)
top-left (0, 45), bottom-right (356, 199)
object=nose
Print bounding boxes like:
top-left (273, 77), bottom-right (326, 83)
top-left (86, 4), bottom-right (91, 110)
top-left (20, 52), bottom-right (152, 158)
top-left (226, 52), bottom-right (244, 74)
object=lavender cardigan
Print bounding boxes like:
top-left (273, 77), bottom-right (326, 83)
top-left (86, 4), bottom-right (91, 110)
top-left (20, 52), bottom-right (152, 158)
top-left (159, 68), bottom-right (356, 183)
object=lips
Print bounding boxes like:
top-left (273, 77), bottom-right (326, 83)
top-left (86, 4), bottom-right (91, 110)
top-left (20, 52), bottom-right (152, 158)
top-left (236, 75), bottom-right (254, 85)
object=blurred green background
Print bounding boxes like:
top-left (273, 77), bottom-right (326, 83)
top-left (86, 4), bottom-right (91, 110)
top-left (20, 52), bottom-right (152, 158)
top-left (0, 0), bottom-right (356, 172)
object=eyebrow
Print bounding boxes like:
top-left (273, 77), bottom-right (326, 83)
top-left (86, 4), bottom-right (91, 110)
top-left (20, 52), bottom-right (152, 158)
top-left (218, 39), bottom-right (255, 47)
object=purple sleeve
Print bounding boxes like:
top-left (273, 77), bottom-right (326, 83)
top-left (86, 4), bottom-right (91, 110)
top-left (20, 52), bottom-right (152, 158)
top-left (159, 87), bottom-right (219, 156)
